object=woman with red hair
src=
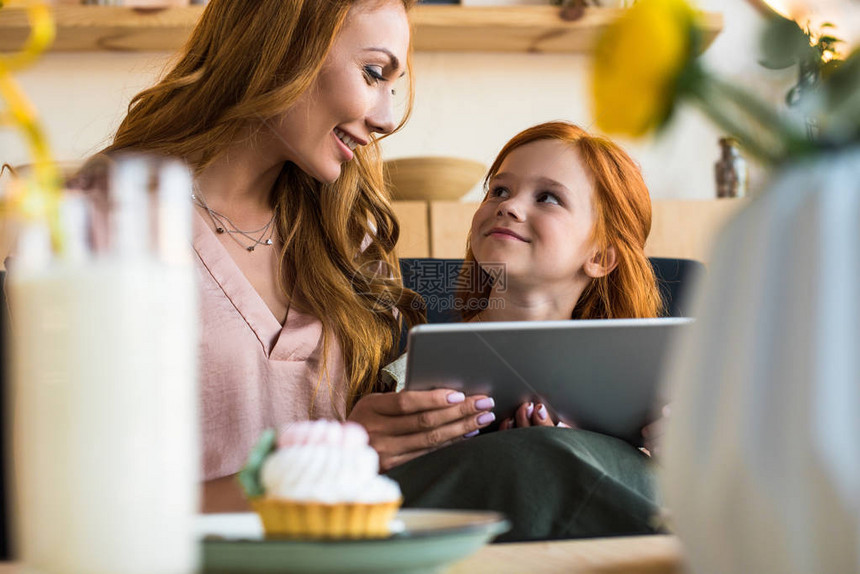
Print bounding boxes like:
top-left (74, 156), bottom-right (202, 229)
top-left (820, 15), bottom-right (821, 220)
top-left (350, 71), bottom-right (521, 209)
top-left (384, 122), bottom-right (665, 540)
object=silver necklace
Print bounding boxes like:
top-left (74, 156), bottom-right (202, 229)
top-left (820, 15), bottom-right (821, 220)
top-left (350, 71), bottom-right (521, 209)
top-left (192, 187), bottom-right (276, 252)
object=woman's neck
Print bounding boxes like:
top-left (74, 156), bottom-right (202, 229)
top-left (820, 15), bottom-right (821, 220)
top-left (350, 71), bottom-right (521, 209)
top-left (193, 131), bottom-right (284, 219)
top-left (477, 281), bottom-right (587, 322)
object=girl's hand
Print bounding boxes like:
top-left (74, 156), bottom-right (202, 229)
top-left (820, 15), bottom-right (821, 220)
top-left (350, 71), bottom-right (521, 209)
top-left (499, 401), bottom-right (557, 430)
top-left (640, 404), bottom-right (670, 458)
top-left (348, 389), bottom-right (495, 472)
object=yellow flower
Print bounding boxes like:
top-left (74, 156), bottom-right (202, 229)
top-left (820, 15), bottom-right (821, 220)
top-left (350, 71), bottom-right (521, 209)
top-left (592, 0), bottom-right (697, 137)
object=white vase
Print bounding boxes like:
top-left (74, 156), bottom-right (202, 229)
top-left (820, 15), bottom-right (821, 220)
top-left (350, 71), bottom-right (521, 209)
top-left (662, 149), bottom-right (860, 574)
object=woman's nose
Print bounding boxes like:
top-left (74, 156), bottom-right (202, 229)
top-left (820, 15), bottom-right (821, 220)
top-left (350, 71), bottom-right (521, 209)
top-left (367, 90), bottom-right (397, 135)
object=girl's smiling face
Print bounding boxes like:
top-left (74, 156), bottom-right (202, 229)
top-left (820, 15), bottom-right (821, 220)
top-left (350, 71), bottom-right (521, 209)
top-left (470, 139), bottom-right (602, 291)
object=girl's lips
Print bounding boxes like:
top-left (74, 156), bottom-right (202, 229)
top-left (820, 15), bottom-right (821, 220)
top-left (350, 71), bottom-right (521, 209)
top-left (486, 228), bottom-right (530, 242)
top-left (333, 130), bottom-right (354, 162)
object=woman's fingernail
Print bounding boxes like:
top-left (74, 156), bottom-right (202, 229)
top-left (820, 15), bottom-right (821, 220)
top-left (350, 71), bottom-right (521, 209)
top-left (538, 404), bottom-right (548, 421)
top-left (447, 392), bottom-right (466, 404)
top-left (477, 412), bottom-right (496, 426)
top-left (475, 397), bottom-right (495, 410)
top-left (526, 402), bottom-right (534, 419)
top-left (464, 429), bottom-right (480, 438)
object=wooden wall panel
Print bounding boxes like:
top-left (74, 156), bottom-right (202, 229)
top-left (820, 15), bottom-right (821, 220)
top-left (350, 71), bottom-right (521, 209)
top-left (645, 199), bottom-right (747, 262)
top-left (430, 201), bottom-right (476, 259)
top-left (392, 201), bottom-right (430, 258)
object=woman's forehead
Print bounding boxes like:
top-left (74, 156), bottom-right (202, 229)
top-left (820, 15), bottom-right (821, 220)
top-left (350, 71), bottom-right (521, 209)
top-left (339, 0), bottom-right (410, 70)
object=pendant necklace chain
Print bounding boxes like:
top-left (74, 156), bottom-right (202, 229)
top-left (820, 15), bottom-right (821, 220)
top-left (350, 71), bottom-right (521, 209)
top-left (192, 184), bottom-right (276, 252)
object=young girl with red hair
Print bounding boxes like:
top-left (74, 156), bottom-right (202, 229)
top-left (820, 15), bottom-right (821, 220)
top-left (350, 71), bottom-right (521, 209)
top-left (384, 122), bottom-right (665, 540)
top-left (458, 120), bottom-right (662, 428)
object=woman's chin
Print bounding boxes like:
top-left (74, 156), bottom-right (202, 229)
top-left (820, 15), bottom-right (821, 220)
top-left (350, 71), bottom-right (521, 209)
top-left (319, 165), bottom-right (343, 184)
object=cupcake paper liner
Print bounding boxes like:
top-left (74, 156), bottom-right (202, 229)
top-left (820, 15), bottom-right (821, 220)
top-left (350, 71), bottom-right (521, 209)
top-left (252, 497), bottom-right (402, 539)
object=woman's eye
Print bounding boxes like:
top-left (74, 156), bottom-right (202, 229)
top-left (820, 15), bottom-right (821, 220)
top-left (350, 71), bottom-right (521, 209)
top-left (537, 192), bottom-right (561, 205)
top-left (364, 65), bottom-right (385, 84)
top-left (489, 186), bottom-right (510, 199)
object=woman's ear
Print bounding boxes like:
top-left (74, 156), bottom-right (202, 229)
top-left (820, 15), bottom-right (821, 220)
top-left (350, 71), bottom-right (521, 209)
top-left (584, 245), bottom-right (618, 278)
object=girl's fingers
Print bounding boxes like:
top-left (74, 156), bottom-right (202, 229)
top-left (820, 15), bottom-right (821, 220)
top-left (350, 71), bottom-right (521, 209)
top-left (531, 403), bottom-right (554, 427)
top-left (514, 402), bottom-right (534, 428)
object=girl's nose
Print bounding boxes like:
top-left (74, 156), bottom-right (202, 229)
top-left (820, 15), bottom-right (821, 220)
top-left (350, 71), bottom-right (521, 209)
top-left (497, 197), bottom-right (524, 221)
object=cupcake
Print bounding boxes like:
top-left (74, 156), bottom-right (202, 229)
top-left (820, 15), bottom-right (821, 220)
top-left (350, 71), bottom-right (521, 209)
top-left (238, 420), bottom-right (402, 539)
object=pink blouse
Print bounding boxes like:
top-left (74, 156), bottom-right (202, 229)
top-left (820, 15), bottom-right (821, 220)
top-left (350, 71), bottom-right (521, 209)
top-left (192, 211), bottom-right (347, 480)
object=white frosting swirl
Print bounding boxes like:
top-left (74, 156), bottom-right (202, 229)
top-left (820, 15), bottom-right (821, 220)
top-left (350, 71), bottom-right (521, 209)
top-left (261, 420), bottom-right (401, 504)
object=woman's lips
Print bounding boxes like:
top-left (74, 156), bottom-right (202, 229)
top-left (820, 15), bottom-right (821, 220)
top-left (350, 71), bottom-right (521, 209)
top-left (333, 130), bottom-right (354, 161)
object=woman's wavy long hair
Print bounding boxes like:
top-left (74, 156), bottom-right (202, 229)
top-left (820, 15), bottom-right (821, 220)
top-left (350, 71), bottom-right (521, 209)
top-left (104, 0), bottom-right (424, 412)
top-left (458, 121), bottom-right (662, 320)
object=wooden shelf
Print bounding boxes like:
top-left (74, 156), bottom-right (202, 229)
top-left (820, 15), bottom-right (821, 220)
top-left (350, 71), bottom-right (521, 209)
top-left (0, 5), bottom-right (722, 54)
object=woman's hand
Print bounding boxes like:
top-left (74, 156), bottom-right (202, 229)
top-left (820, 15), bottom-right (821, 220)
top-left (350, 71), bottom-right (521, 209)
top-left (348, 389), bottom-right (496, 472)
top-left (499, 401), bottom-right (558, 430)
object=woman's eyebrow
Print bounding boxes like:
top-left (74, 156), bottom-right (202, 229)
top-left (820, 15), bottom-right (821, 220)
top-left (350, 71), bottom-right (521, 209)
top-left (363, 47), bottom-right (406, 77)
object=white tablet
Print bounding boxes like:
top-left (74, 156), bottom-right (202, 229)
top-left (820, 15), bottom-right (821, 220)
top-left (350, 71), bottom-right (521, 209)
top-left (404, 318), bottom-right (691, 443)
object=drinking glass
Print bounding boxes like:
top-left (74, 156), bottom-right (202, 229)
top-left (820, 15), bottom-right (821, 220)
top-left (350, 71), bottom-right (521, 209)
top-left (3, 156), bottom-right (199, 574)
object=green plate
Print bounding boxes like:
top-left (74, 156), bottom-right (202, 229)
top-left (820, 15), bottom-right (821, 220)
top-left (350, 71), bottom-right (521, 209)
top-left (200, 509), bottom-right (510, 574)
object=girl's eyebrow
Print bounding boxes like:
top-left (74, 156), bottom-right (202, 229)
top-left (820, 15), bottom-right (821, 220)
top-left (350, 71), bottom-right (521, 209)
top-left (363, 48), bottom-right (407, 78)
top-left (492, 172), bottom-right (570, 192)
top-left (534, 177), bottom-right (570, 192)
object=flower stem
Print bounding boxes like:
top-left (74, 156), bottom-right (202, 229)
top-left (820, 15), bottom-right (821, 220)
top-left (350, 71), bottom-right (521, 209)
top-left (684, 68), bottom-right (811, 165)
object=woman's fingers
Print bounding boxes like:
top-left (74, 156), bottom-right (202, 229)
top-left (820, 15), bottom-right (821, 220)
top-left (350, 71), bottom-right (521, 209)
top-left (371, 395), bottom-right (495, 437)
top-left (349, 389), bottom-right (498, 472)
top-left (380, 448), bottom-right (435, 472)
top-left (369, 388), bottom-right (476, 416)
top-left (373, 411), bottom-right (495, 465)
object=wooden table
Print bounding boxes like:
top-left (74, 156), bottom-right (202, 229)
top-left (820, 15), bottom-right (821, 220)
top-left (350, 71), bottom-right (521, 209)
top-left (449, 535), bottom-right (684, 574)
top-left (0, 535), bottom-right (684, 574)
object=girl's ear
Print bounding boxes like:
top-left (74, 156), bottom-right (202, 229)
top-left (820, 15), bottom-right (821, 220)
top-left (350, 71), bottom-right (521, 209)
top-left (584, 245), bottom-right (618, 278)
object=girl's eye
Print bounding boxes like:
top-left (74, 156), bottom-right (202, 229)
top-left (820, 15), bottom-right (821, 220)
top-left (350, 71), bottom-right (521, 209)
top-left (537, 192), bottom-right (561, 205)
top-left (364, 65), bottom-right (385, 84)
top-left (489, 186), bottom-right (510, 199)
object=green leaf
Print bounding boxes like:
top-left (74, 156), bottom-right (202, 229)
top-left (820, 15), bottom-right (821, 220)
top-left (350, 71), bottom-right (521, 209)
top-left (237, 429), bottom-right (277, 499)
top-left (823, 47), bottom-right (860, 96)
top-left (817, 36), bottom-right (843, 46)
top-left (759, 16), bottom-right (814, 70)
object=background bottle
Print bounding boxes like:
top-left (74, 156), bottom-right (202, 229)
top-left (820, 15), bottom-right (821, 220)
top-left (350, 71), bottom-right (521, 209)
top-left (715, 137), bottom-right (749, 198)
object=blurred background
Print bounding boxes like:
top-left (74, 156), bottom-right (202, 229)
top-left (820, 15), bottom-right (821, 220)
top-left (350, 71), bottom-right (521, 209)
top-left (0, 0), bottom-right (796, 202)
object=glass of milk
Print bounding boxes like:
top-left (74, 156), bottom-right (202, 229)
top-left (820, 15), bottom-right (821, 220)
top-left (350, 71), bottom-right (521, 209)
top-left (3, 156), bottom-right (199, 574)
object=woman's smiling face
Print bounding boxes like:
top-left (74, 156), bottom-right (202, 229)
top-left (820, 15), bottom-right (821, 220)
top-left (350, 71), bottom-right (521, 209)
top-left (270, 0), bottom-right (410, 183)
top-left (470, 139), bottom-right (600, 290)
